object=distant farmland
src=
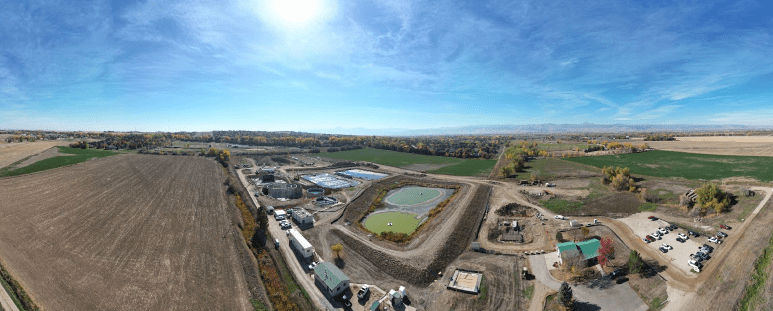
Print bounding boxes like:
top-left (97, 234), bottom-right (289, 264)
top-left (1, 147), bottom-right (119, 177)
top-left (565, 150), bottom-right (773, 182)
top-left (318, 148), bottom-right (497, 176)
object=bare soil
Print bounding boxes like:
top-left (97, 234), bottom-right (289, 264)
top-left (0, 141), bottom-right (69, 169)
top-left (432, 252), bottom-right (524, 311)
top-left (647, 137), bottom-right (773, 157)
top-left (0, 155), bottom-right (254, 311)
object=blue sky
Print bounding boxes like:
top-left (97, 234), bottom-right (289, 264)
top-left (1, 0), bottom-right (773, 132)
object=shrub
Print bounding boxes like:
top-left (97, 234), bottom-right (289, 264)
top-left (696, 183), bottom-right (730, 214)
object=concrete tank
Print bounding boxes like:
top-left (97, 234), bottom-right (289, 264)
top-left (267, 183), bottom-right (302, 199)
top-left (306, 187), bottom-right (324, 198)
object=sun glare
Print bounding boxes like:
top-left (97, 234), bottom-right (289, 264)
top-left (271, 0), bottom-right (319, 24)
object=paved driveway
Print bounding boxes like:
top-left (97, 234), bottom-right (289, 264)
top-left (529, 254), bottom-right (647, 311)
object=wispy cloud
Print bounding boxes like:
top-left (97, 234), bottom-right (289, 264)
top-left (2, 0), bottom-right (773, 130)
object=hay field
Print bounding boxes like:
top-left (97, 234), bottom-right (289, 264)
top-left (0, 155), bottom-right (252, 311)
top-left (318, 148), bottom-right (497, 176)
top-left (566, 150), bottom-right (773, 181)
top-left (647, 136), bottom-right (773, 157)
top-left (0, 140), bottom-right (69, 169)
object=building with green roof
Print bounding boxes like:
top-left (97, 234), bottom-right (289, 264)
top-left (314, 262), bottom-right (350, 297)
top-left (556, 238), bottom-right (600, 264)
top-left (576, 239), bottom-right (600, 260)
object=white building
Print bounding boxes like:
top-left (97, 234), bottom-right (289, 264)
top-left (292, 208), bottom-right (314, 226)
top-left (288, 229), bottom-right (314, 259)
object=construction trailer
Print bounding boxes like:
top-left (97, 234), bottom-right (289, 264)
top-left (288, 229), bottom-right (314, 259)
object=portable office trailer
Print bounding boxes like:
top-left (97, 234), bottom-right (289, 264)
top-left (288, 229), bottom-right (314, 259)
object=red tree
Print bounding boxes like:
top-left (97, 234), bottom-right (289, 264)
top-left (597, 237), bottom-right (615, 267)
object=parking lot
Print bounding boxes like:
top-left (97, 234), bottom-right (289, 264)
top-left (619, 213), bottom-right (716, 275)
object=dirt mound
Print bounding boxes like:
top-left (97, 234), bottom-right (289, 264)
top-left (495, 202), bottom-right (536, 217)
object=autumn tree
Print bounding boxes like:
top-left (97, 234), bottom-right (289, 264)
top-left (597, 237), bottom-right (615, 267)
top-left (696, 183), bottom-right (730, 214)
top-left (218, 149), bottom-right (230, 162)
top-left (581, 226), bottom-right (589, 238)
top-left (331, 243), bottom-right (343, 259)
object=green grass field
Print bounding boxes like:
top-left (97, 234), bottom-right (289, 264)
top-left (363, 211), bottom-right (421, 234)
top-left (386, 187), bottom-right (442, 205)
top-left (318, 148), bottom-right (497, 176)
top-left (0, 147), bottom-right (119, 177)
top-left (427, 159), bottom-right (498, 176)
top-left (565, 150), bottom-right (773, 181)
top-left (508, 158), bottom-right (600, 180)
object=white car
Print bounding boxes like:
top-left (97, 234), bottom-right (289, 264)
top-left (658, 228), bottom-right (668, 235)
top-left (652, 232), bottom-right (661, 238)
top-left (554, 215), bottom-right (565, 220)
top-left (677, 233), bottom-right (688, 240)
top-left (688, 260), bottom-right (699, 266)
top-left (708, 236), bottom-right (722, 244)
top-left (662, 244), bottom-right (673, 250)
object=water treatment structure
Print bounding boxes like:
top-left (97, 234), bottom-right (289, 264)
top-left (266, 182), bottom-right (303, 199)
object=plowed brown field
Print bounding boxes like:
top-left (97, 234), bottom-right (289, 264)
top-left (0, 155), bottom-right (252, 311)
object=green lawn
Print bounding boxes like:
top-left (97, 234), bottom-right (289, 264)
top-left (1, 147), bottom-right (119, 177)
top-left (319, 148), bottom-right (497, 176)
top-left (565, 150), bottom-right (773, 181)
top-left (363, 211), bottom-right (421, 234)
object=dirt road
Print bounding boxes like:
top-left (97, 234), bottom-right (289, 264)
top-left (235, 167), bottom-right (333, 311)
top-left (0, 285), bottom-right (20, 311)
top-left (0, 155), bottom-right (252, 311)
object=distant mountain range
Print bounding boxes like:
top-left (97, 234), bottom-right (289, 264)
top-left (310, 123), bottom-right (768, 136)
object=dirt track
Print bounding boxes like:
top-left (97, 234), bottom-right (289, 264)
top-left (0, 155), bottom-right (252, 311)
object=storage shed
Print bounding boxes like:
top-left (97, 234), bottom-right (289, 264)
top-left (314, 262), bottom-right (350, 297)
top-left (292, 208), bottom-right (314, 227)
